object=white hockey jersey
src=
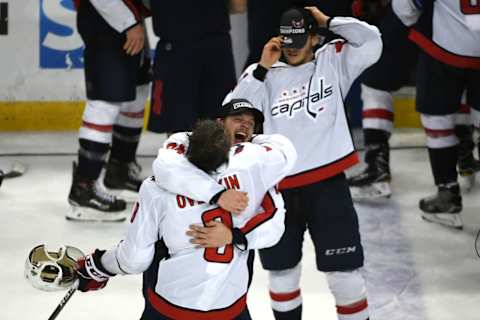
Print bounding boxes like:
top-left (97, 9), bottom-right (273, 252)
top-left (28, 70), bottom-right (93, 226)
top-left (227, 17), bottom-right (382, 189)
top-left (102, 134), bottom-right (296, 319)
top-left (393, 0), bottom-right (480, 69)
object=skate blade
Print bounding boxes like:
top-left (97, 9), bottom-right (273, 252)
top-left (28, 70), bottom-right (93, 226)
top-left (459, 172), bottom-right (476, 192)
top-left (421, 212), bottom-right (463, 229)
top-left (350, 182), bottom-right (392, 200)
top-left (66, 205), bottom-right (127, 222)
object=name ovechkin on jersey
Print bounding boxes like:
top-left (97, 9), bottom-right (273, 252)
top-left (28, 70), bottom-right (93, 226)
top-left (176, 174), bottom-right (241, 209)
top-left (271, 77), bottom-right (333, 120)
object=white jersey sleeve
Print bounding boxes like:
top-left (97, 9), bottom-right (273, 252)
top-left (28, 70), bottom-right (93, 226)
top-left (152, 133), bottom-right (225, 203)
top-left (326, 17), bottom-right (382, 98)
top-left (392, 0), bottom-right (422, 26)
top-left (239, 188), bottom-right (285, 249)
top-left (251, 134), bottom-right (297, 188)
top-left (224, 63), bottom-right (269, 114)
top-left (101, 178), bottom-right (164, 275)
top-left (89, 0), bottom-right (141, 33)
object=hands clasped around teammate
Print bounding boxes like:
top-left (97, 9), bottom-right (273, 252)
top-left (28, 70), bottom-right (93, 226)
top-left (187, 221), bottom-right (234, 248)
top-left (217, 189), bottom-right (249, 214)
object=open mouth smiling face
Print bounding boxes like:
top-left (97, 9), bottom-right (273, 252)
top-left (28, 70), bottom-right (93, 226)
top-left (220, 113), bottom-right (256, 145)
top-left (234, 131), bottom-right (249, 144)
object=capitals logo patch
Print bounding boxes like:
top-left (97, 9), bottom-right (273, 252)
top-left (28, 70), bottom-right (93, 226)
top-left (40, 0), bottom-right (84, 69)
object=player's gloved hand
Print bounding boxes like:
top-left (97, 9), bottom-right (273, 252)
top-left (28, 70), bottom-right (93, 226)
top-left (75, 249), bottom-right (114, 292)
top-left (217, 190), bottom-right (249, 215)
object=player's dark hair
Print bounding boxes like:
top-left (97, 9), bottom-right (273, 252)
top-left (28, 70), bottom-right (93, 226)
top-left (187, 120), bottom-right (230, 174)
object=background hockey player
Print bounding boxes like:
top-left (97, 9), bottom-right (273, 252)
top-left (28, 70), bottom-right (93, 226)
top-left (348, 0), bottom-right (480, 200)
top-left (71, 119), bottom-right (297, 320)
top-left (146, 0), bottom-right (246, 134)
top-left (393, 0), bottom-right (480, 229)
top-left (67, 0), bottom-right (151, 222)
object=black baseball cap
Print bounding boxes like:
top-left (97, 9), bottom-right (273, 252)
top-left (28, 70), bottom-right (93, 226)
top-left (279, 8), bottom-right (318, 49)
top-left (219, 99), bottom-right (265, 126)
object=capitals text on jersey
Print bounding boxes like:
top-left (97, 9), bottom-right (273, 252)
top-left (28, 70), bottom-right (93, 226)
top-left (271, 77), bottom-right (333, 119)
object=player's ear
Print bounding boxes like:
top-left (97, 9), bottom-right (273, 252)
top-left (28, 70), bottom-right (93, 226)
top-left (310, 34), bottom-right (320, 47)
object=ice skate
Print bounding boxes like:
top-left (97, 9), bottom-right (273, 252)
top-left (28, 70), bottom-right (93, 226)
top-left (103, 158), bottom-right (143, 203)
top-left (349, 144), bottom-right (391, 200)
top-left (67, 162), bottom-right (127, 222)
top-left (419, 183), bottom-right (463, 229)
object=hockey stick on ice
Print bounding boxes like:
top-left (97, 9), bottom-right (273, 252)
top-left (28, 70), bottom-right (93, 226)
top-left (47, 281), bottom-right (78, 320)
top-left (2, 161), bottom-right (27, 178)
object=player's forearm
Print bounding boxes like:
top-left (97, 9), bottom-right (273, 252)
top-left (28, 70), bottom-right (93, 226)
top-left (328, 16), bottom-right (381, 48)
top-left (244, 221), bottom-right (285, 249)
top-left (152, 154), bottom-right (224, 203)
top-left (89, 0), bottom-right (141, 33)
top-left (252, 134), bottom-right (297, 189)
top-left (252, 134), bottom-right (297, 171)
top-left (243, 209), bottom-right (285, 249)
top-left (101, 244), bottom-right (154, 275)
top-left (238, 190), bottom-right (286, 249)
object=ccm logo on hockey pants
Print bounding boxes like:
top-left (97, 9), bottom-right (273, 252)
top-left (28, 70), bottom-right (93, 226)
top-left (325, 246), bottom-right (357, 256)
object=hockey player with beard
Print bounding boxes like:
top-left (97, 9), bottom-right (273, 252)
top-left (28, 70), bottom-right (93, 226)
top-left (67, 0), bottom-right (151, 222)
top-left (348, 0), bottom-right (480, 200)
top-left (71, 118), bottom-right (297, 320)
top-left (391, 0), bottom-right (480, 228)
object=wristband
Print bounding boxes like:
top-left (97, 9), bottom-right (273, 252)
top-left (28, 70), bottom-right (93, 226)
top-left (253, 65), bottom-right (269, 82)
top-left (210, 189), bottom-right (227, 205)
top-left (232, 228), bottom-right (248, 251)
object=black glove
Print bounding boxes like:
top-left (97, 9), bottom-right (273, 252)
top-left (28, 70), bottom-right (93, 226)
top-left (75, 249), bottom-right (115, 292)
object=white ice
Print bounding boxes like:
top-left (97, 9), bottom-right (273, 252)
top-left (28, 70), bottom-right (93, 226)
top-left (1, 129), bottom-right (479, 320)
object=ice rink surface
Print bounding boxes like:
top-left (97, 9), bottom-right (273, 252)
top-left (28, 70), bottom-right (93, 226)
top-left (1, 130), bottom-right (479, 320)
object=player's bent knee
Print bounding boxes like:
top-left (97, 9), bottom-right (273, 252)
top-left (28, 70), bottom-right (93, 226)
top-left (268, 263), bottom-right (302, 312)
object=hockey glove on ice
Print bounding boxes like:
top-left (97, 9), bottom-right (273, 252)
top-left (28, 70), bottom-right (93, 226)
top-left (75, 249), bottom-right (115, 292)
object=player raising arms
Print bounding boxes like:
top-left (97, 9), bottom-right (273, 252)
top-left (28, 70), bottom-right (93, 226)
top-left (70, 114), bottom-right (297, 319)
top-left (226, 6), bottom-right (381, 320)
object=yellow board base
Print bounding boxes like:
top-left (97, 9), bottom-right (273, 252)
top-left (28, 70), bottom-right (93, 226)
top-left (393, 95), bottom-right (421, 128)
top-left (0, 101), bottom-right (152, 131)
top-left (0, 97), bottom-right (419, 131)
